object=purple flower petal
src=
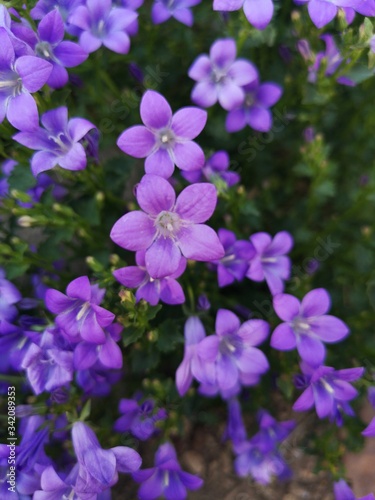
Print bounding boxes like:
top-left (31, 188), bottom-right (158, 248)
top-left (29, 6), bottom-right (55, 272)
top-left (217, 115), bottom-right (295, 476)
top-left (213, 0), bottom-right (244, 10)
top-left (300, 288), bottom-right (330, 317)
top-left (175, 183), bottom-right (217, 223)
top-left (103, 30), bottom-right (131, 54)
top-left (140, 90), bottom-right (172, 129)
top-left (7, 93), bottom-right (39, 131)
top-left (47, 64), bottom-right (69, 89)
top-left (273, 294), bottom-right (300, 321)
top-left (228, 60), bottom-right (258, 85)
top-left (137, 281), bottom-right (160, 305)
top-left (67, 117), bottom-right (95, 142)
top-left (38, 9), bottom-right (64, 44)
top-left (173, 141), bottom-right (205, 171)
top-left (176, 352), bottom-right (193, 396)
top-left (145, 238), bottom-right (182, 279)
top-left (54, 41), bottom-right (88, 67)
top-left (0, 27), bottom-right (15, 68)
top-left (15, 56), bottom-right (52, 92)
top-left (79, 31), bottom-right (102, 53)
top-left (188, 55), bottom-right (212, 81)
top-left (74, 342), bottom-right (98, 369)
top-left (45, 289), bottom-right (73, 314)
top-left (293, 386), bottom-right (314, 412)
top-left (31, 151), bottom-right (58, 176)
top-left (173, 8), bottom-right (193, 26)
top-left (136, 174), bottom-right (176, 215)
top-left (117, 126), bottom-right (156, 158)
top-left (171, 107), bottom-right (207, 139)
top-left (218, 354), bottom-right (238, 390)
top-left (297, 335), bottom-right (326, 367)
top-left (309, 315), bottom-right (349, 343)
top-left (270, 323), bottom-right (296, 350)
top-left (307, 0), bottom-right (337, 28)
top-left (66, 276), bottom-right (91, 300)
top-left (247, 107), bottom-right (272, 132)
top-left (99, 336), bottom-right (123, 369)
top-left (82, 448), bottom-right (116, 485)
top-left (191, 81), bottom-right (218, 108)
top-left (178, 224), bottom-right (225, 261)
top-left (152, 2), bottom-right (172, 24)
top-left (216, 308), bottom-right (241, 335)
top-left (313, 383), bottom-right (334, 418)
top-left (179, 471), bottom-right (204, 490)
top-left (197, 335), bottom-right (219, 361)
top-left (58, 142), bottom-right (87, 170)
top-left (164, 473), bottom-right (187, 499)
top-left (110, 211), bottom-right (155, 251)
top-left (218, 80), bottom-right (245, 111)
top-left (111, 446), bottom-right (141, 473)
top-left (145, 147), bottom-right (175, 178)
top-left (160, 279), bottom-right (185, 305)
top-left (113, 266), bottom-right (146, 288)
top-left (209, 39), bottom-right (236, 69)
top-left (237, 319), bottom-right (269, 346)
top-left (226, 108), bottom-right (247, 132)
top-left (243, 0), bottom-right (274, 30)
top-left (80, 310), bottom-right (107, 344)
top-left (13, 129), bottom-right (50, 150)
top-left (256, 83), bottom-right (282, 107)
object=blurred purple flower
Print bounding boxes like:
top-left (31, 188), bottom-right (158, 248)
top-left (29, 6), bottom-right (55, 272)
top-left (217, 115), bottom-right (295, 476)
top-left (110, 174), bottom-right (224, 279)
top-left (152, 0), bottom-right (202, 27)
top-left (213, 0), bottom-right (274, 30)
top-left (76, 362), bottom-right (122, 396)
top-left (22, 327), bottom-right (74, 395)
top-left (31, 0), bottom-right (85, 35)
top-left (188, 38), bottom-right (258, 111)
top-left (293, 363), bottom-right (364, 425)
top-left (197, 309), bottom-right (269, 398)
top-left (226, 79), bottom-right (282, 133)
top-left (362, 417), bottom-right (375, 437)
top-left (45, 276), bottom-right (115, 344)
top-left (13, 106), bottom-right (96, 176)
top-left (250, 410), bottom-right (295, 454)
top-left (30, 10), bottom-right (88, 89)
top-left (133, 442), bottom-right (203, 499)
top-left (0, 268), bottom-right (21, 328)
top-left (223, 397), bottom-right (247, 452)
top-left (114, 397), bottom-right (167, 440)
top-left (334, 479), bottom-right (375, 500)
top-left (117, 90), bottom-right (207, 178)
top-left (176, 316), bottom-right (209, 396)
top-left (209, 229), bottom-right (255, 287)
top-left (246, 231), bottom-right (293, 295)
top-left (271, 289), bottom-right (349, 366)
top-left (0, 28), bottom-right (52, 131)
top-left (182, 150), bottom-right (240, 188)
top-left (69, 0), bottom-right (138, 54)
top-left (72, 421), bottom-right (141, 496)
top-left (114, 250), bottom-right (186, 306)
top-left (73, 323), bottom-right (123, 370)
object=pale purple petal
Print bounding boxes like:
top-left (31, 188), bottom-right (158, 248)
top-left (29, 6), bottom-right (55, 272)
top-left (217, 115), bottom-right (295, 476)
top-left (227, 60), bottom-right (258, 85)
top-left (173, 8), bottom-right (193, 26)
top-left (99, 337), bottom-right (123, 368)
top-left (297, 335), bottom-right (326, 366)
top-left (151, 2), bottom-right (171, 24)
top-left (136, 281), bottom-right (160, 305)
top-left (188, 55), bottom-right (212, 81)
top-left (273, 294), bottom-right (300, 321)
top-left (54, 41), bottom-right (88, 67)
top-left (191, 81), bottom-right (218, 108)
top-left (58, 142), bottom-right (87, 170)
top-left (293, 386), bottom-right (314, 412)
top-left (110, 211), bottom-right (155, 251)
top-left (111, 446), bottom-right (141, 473)
top-left (67, 117), bottom-right (96, 141)
top-left (31, 151), bottom-right (58, 176)
top-left (79, 31), bottom-right (102, 53)
top-left (103, 30), bottom-right (131, 54)
top-left (210, 39), bottom-right (236, 69)
top-left (145, 238), bottom-right (182, 279)
top-left (113, 266), bottom-right (146, 287)
top-left (66, 276), bottom-right (91, 300)
top-left (300, 288), bottom-right (331, 317)
top-left (226, 108), bottom-right (247, 132)
top-left (213, 0), bottom-right (244, 10)
top-left (216, 308), bottom-right (241, 335)
top-left (197, 335), bottom-right (219, 361)
top-left (175, 183), bottom-right (217, 223)
top-left (176, 353), bottom-right (193, 396)
top-left (140, 90), bottom-right (172, 129)
top-left (243, 0), bottom-right (274, 30)
top-left (74, 342), bottom-right (98, 369)
top-left (7, 93), bottom-right (39, 131)
top-left (308, 0), bottom-right (337, 28)
top-left (38, 9), bottom-right (64, 44)
top-left (15, 56), bottom-right (52, 92)
top-left (136, 174), bottom-right (176, 215)
top-left (256, 83), bottom-right (282, 107)
top-left (218, 80), bottom-right (245, 111)
top-left (309, 315), bottom-right (349, 343)
top-left (247, 107), bottom-right (272, 132)
top-left (218, 354), bottom-right (238, 390)
top-left (270, 323), bottom-right (297, 350)
top-left (236, 347), bottom-right (269, 374)
top-left (117, 126), bottom-right (155, 157)
top-left (237, 319), bottom-right (269, 345)
top-left (145, 147), bottom-right (175, 178)
top-left (160, 279), bottom-right (185, 305)
top-left (171, 108), bottom-right (207, 139)
top-left (47, 64), bottom-right (69, 89)
top-left (178, 224), bottom-right (225, 261)
top-left (173, 141), bottom-right (205, 171)
top-left (314, 383), bottom-right (334, 418)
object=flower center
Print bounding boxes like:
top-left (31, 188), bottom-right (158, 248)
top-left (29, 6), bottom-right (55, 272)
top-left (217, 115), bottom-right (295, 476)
top-left (154, 211), bottom-right (181, 238)
top-left (219, 334), bottom-right (241, 356)
top-left (211, 68), bottom-right (227, 84)
top-left (35, 41), bottom-right (54, 60)
top-left (245, 93), bottom-right (255, 107)
top-left (321, 378), bottom-right (335, 395)
top-left (261, 257), bottom-right (277, 263)
top-left (158, 128), bottom-right (175, 148)
top-left (48, 132), bottom-right (72, 153)
top-left (0, 70), bottom-right (23, 97)
top-left (76, 301), bottom-right (90, 321)
top-left (292, 317), bottom-right (310, 334)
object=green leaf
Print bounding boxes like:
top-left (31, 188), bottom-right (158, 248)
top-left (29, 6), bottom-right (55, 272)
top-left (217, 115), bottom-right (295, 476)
top-left (8, 163), bottom-right (36, 192)
top-left (156, 319), bottom-right (184, 353)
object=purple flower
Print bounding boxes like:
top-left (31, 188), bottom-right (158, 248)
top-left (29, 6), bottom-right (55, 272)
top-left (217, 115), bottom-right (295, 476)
top-left (31, 0), bottom-right (85, 35)
top-left (110, 174), bottom-right (224, 279)
top-left (76, 362), bottom-right (122, 396)
top-left (234, 443), bottom-right (292, 485)
top-left (114, 251), bottom-right (186, 306)
top-left (0, 5), bottom-right (34, 56)
top-left (0, 28), bottom-right (52, 131)
top-left (176, 316), bottom-right (209, 396)
top-left (188, 38), bottom-right (258, 111)
top-left (334, 479), bottom-right (375, 500)
top-left (115, 0), bottom-right (143, 35)
top-left (117, 90), bottom-right (207, 178)
top-left (133, 442), bottom-right (203, 500)
top-left (250, 410), bottom-right (295, 454)
top-left (13, 106), bottom-right (96, 176)
top-left (213, 0), bottom-right (274, 30)
top-left (246, 231), bottom-right (293, 295)
top-left (226, 79), bottom-right (282, 133)
top-left (294, 0), bottom-right (375, 29)
top-left (73, 323), bottom-right (123, 370)
top-left (72, 421), bottom-right (141, 496)
top-left (362, 390), bottom-right (375, 437)
top-left (114, 397), bottom-right (167, 440)
top-left (152, 0), bottom-right (202, 27)
top-left (293, 364), bottom-right (364, 425)
top-left (33, 465), bottom-right (80, 500)
top-left (209, 229), bottom-right (255, 287)
top-left (30, 10), bottom-right (88, 89)
top-left (223, 397), bottom-right (247, 452)
top-left (308, 35), bottom-right (355, 87)
top-left (0, 268), bottom-right (21, 327)
top-left (45, 276), bottom-right (115, 344)
top-left (197, 309), bottom-right (269, 398)
top-left (271, 289), bottom-right (350, 366)
top-left (69, 0), bottom-right (138, 54)
top-left (182, 150), bottom-right (240, 188)
top-left (21, 327), bottom-right (74, 395)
